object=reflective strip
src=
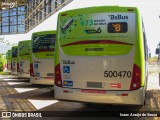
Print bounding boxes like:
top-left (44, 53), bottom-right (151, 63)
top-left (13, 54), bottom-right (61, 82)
top-left (43, 77), bottom-right (53, 79)
top-left (116, 93), bottom-right (128, 96)
top-left (81, 89), bottom-right (106, 94)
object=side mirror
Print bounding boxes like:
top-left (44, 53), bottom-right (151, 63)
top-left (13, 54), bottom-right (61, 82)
top-left (149, 53), bottom-right (151, 58)
top-left (156, 48), bottom-right (159, 54)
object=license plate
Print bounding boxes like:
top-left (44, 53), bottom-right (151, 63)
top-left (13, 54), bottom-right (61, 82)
top-left (87, 82), bottom-right (102, 88)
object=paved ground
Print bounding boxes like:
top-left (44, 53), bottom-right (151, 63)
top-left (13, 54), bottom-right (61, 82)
top-left (0, 75), bottom-right (57, 111)
top-left (147, 64), bottom-right (160, 90)
top-left (0, 77), bottom-right (36, 111)
top-left (147, 75), bottom-right (160, 90)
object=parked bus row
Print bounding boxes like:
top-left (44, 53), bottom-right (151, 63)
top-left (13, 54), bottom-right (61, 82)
top-left (4, 6), bottom-right (150, 106)
top-left (6, 30), bottom-right (56, 85)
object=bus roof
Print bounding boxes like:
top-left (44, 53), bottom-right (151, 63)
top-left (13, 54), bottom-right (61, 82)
top-left (32, 30), bottom-right (56, 35)
top-left (59, 6), bottom-right (138, 15)
top-left (18, 40), bottom-right (31, 44)
top-left (11, 46), bottom-right (18, 49)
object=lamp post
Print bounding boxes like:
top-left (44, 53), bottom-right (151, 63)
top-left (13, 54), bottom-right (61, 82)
top-left (0, 12), bottom-right (1, 23)
top-left (156, 42), bottom-right (160, 61)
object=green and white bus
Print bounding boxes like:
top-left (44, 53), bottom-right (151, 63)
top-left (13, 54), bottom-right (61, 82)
top-left (17, 40), bottom-right (31, 78)
top-left (11, 46), bottom-right (18, 75)
top-left (30, 30), bottom-right (56, 85)
top-left (54, 6), bottom-right (149, 105)
top-left (6, 50), bottom-right (12, 73)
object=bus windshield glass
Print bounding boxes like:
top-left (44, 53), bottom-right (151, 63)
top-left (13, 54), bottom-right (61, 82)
top-left (6, 52), bottom-right (8, 59)
top-left (19, 42), bottom-right (30, 56)
top-left (32, 34), bottom-right (55, 53)
top-left (8, 51), bottom-right (11, 59)
top-left (12, 48), bottom-right (18, 57)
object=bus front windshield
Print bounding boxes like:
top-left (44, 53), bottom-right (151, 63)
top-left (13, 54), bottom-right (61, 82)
top-left (19, 43), bottom-right (30, 56)
top-left (32, 34), bottom-right (55, 53)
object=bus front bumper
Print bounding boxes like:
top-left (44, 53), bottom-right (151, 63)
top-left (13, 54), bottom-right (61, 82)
top-left (30, 76), bottom-right (54, 85)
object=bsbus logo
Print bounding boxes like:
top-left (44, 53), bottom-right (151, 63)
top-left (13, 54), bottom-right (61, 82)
top-left (109, 15), bottom-right (128, 20)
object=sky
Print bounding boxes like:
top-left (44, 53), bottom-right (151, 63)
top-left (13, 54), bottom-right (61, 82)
top-left (130, 0), bottom-right (160, 57)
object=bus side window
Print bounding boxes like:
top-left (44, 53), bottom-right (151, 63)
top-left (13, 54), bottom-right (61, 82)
top-left (156, 48), bottom-right (159, 54)
top-left (155, 43), bottom-right (160, 55)
top-left (142, 20), bottom-right (148, 60)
